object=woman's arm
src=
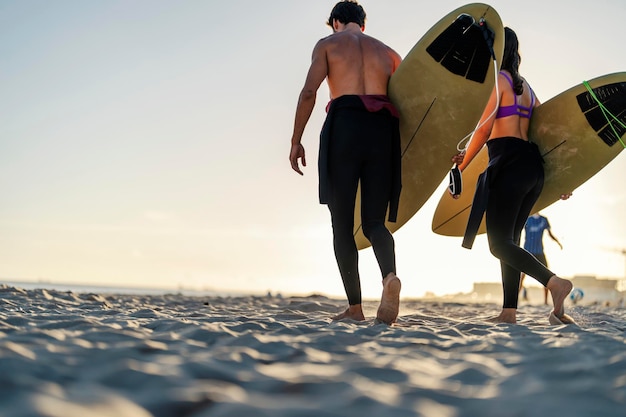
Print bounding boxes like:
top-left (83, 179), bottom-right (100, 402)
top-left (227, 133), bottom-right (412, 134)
top-left (454, 81), bottom-right (500, 171)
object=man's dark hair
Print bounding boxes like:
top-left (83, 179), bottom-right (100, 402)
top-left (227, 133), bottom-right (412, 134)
top-left (327, 1), bottom-right (366, 27)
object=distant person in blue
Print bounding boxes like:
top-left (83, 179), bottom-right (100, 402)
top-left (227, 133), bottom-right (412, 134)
top-left (520, 213), bottom-right (563, 305)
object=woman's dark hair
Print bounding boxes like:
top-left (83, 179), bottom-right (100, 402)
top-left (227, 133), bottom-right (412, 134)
top-left (327, 1), bottom-right (366, 27)
top-left (502, 27), bottom-right (524, 95)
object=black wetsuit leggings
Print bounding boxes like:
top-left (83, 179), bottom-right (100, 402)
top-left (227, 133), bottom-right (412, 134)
top-left (328, 107), bottom-right (396, 306)
top-left (485, 138), bottom-right (555, 309)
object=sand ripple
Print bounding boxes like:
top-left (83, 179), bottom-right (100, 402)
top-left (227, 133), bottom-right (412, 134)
top-left (0, 285), bottom-right (625, 416)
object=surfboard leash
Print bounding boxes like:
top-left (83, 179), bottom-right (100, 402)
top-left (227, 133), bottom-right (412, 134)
top-left (455, 58), bottom-right (500, 152)
top-left (448, 15), bottom-right (500, 153)
top-left (583, 80), bottom-right (626, 148)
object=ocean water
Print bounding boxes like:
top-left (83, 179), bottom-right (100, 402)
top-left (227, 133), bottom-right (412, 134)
top-left (0, 279), bottom-right (234, 297)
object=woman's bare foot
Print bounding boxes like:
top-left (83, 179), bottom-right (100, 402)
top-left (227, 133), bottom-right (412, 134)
top-left (489, 308), bottom-right (517, 324)
top-left (548, 311), bottom-right (576, 325)
top-left (331, 304), bottom-right (365, 321)
top-left (547, 275), bottom-right (573, 318)
top-left (375, 273), bottom-right (401, 325)
top-left (558, 313), bottom-right (576, 324)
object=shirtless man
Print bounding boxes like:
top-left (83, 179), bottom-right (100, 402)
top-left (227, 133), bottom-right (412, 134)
top-left (289, 1), bottom-right (403, 324)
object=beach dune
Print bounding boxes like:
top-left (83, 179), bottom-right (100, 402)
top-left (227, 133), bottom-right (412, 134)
top-left (0, 284), bottom-right (624, 416)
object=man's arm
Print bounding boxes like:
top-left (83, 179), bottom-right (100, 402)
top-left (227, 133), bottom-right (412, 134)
top-left (289, 40), bottom-right (328, 175)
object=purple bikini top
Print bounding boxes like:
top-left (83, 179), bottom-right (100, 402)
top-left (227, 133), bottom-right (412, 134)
top-left (496, 71), bottom-right (535, 119)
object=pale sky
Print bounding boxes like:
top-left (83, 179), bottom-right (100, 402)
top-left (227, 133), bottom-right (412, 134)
top-left (2, 0), bottom-right (626, 299)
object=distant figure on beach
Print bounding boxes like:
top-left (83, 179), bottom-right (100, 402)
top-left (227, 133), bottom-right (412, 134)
top-left (289, 1), bottom-right (403, 324)
top-left (519, 213), bottom-right (563, 304)
top-left (449, 27), bottom-right (575, 325)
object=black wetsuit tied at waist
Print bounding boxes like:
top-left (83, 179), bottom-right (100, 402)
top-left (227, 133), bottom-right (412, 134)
top-left (318, 95), bottom-right (402, 222)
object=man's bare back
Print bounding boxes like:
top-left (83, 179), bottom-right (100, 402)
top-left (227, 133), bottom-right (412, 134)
top-left (289, 20), bottom-right (401, 176)
top-left (319, 23), bottom-right (401, 98)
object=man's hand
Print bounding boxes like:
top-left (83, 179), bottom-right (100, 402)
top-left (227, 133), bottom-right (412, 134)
top-left (290, 143), bottom-right (306, 175)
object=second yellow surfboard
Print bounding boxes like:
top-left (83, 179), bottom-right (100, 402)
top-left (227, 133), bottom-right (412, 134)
top-left (432, 72), bottom-right (626, 237)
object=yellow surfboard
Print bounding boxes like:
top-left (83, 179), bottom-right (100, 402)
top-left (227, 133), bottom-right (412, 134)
top-left (353, 3), bottom-right (504, 250)
top-left (432, 72), bottom-right (626, 237)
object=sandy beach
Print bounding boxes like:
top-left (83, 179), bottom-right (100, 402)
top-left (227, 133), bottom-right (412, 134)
top-left (1, 284), bottom-right (624, 417)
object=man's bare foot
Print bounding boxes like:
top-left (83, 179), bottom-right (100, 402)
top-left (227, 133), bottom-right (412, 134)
top-left (489, 308), bottom-right (516, 324)
top-left (375, 273), bottom-right (401, 325)
top-left (547, 275), bottom-right (573, 319)
top-left (331, 305), bottom-right (365, 321)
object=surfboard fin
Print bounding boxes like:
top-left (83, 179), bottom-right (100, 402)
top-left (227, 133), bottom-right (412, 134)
top-left (426, 13), bottom-right (495, 83)
top-left (577, 82), bottom-right (626, 147)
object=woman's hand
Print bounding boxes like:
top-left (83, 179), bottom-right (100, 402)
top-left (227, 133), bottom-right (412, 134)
top-left (560, 192), bottom-right (572, 200)
top-left (451, 151), bottom-right (465, 166)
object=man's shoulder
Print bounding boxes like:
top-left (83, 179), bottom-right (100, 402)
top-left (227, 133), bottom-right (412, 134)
top-left (314, 33), bottom-right (339, 50)
top-left (311, 35), bottom-right (334, 57)
top-left (314, 35), bottom-right (328, 45)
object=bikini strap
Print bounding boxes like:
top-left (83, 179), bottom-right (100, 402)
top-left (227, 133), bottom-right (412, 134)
top-left (499, 71), bottom-right (519, 107)
top-left (499, 71), bottom-right (515, 90)
top-left (527, 83), bottom-right (536, 109)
